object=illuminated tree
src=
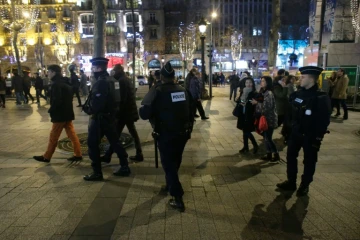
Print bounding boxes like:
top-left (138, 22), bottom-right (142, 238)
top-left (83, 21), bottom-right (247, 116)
top-left (179, 22), bottom-right (196, 76)
top-left (231, 31), bottom-right (242, 69)
top-left (0, 0), bottom-right (40, 74)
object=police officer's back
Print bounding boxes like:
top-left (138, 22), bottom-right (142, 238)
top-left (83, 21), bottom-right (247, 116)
top-left (82, 57), bottom-right (130, 181)
top-left (277, 66), bottom-right (331, 196)
top-left (139, 62), bottom-right (194, 212)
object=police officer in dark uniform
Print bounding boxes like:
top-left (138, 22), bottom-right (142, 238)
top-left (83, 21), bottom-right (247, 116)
top-left (82, 57), bottom-right (131, 181)
top-left (153, 70), bottom-right (161, 87)
top-left (139, 62), bottom-right (194, 212)
top-left (277, 66), bottom-right (331, 196)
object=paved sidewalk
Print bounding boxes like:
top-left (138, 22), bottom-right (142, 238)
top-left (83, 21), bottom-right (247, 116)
top-left (0, 86), bottom-right (360, 240)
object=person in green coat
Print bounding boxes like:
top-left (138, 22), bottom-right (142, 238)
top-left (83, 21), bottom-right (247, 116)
top-left (273, 76), bottom-right (288, 127)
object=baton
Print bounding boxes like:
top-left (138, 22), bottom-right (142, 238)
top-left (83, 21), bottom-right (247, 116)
top-left (152, 132), bottom-right (159, 168)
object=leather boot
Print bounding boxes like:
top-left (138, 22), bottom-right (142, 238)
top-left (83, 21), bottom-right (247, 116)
top-left (296, 183), bottom-right (309, 196)
top-left (83, 172), bottom-right (103, 181)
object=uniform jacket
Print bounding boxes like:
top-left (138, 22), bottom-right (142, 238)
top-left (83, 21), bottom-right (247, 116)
top-left (140, 81), bottom-right (194, 134)
top-left (273, 83), bottom-right (289, 116)
top-left (115, 72), bottom-right (139, 122)
top-left (35, 76), bottom-right (44, 90)
top-left (189, 76), bottom-right (201, 100)
top-left (23, 75), bottom-right (32, 90)
top-left (229, 74), bottom-right (240, 87)
top-left (48, 74), bottom-right (75, 123)
top-left (256, 90), bottom-right (278, 129)
top-left (237, 91), bottom-right (257, 132)
top-left (331, 75), bottom-right (349, 100)
top-left (289, 85), bottom-right (331, 139)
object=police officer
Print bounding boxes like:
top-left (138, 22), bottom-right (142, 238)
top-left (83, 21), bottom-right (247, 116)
top-left (139, 62), bottom-right (194, 212)
top-left (153, 70), bottom-right (161, 87)
top-left (277, 66), bottom-right (331, 196)
top-left (83, 57), bottom-right (131, 181)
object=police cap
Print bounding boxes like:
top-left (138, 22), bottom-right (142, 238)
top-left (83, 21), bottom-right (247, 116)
top-left (90, 57), bottom-right (109, 66)
top-left (161, 62), bottom-right (175, 78)
top-left (299, 66), bottom-right (323, 77)
top-left (154, 70), bottom-right (161, 78)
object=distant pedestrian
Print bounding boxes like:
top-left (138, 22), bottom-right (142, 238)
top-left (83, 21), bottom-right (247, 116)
top-left (0, 75), bottom-right (6, 108)
top-left (148, 71), bottom-right (155, 89)
top-left (34, 73), bottom-right (47, 104)
top-left (70, 68), bottom-right (82, 107)
top-left (189, 71), bottom-right (209, 120)
top-left (331, 69), bottom-right (349, 120)
top-left (33, 65), bottom-right (82, 163)
top-left (79, 70), bottom-right (89, 101)
top-left (229, 70), bottom-right (240, 101)
top-left (11, 71), bottom-right (25, 105)
top-left (23, 72), bottom-right (35, 104)
top-left (273, 76), bottom-right (288, 127)
top-left (43, 74), bottom-right (50, 98)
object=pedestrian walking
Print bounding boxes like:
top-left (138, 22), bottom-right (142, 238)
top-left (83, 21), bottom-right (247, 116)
top-left (236, 77), bottom-right (258, 154)
top-left (251, 76), bottom-right (280, 162)
top-left (100, 64), bottom-right (144, 162)
top-left (273, 76), bottom-right (288, 127)
top-left (34, 73), bottom-right (47, 104)
top-left (43, 74), bottom-right (50, 99)
top-left (11, 71), bottom-right (25, 105)
top-left (0, 75), bottom-right (6, 108)
top-left (276, 66), bottom-right (331, 196)
top-left (140, 62), bottom-right (195, 212)
top-left (189, 71), bottom-right (209, 120)
top-left (148, 71), bottom-right (155, 89)
top-left (33, 65), bottom-right (82, 163)
top-left (331, 69), bottom-right (349, 120)
top-left (79, 70), bottom-right (89, 102)
top-left (69, 68), bottom-right (82, 107)
top-left (23, 72), bottom-right (35, 104)
top-left (82, 57), bottom-right (131, 181)
top-left (229, 70), bottom-right (240, 101)
top-left (327, 71), bottom-right (340, 114)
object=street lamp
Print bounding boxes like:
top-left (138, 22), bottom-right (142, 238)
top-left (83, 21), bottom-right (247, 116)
top-left (198, 17), bottom-right (207, 98)
top-left (208, 12), bottom-right (217, 99)
top-left (252, 57), bottom-right (256, 63)
top-left (161, 57), bottom-right (165, 67)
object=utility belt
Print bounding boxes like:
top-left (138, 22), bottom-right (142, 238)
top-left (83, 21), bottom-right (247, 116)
top-left (91, 112), bottom-right (114, 121)
top-left (153, 121), bottom-right (193, 138)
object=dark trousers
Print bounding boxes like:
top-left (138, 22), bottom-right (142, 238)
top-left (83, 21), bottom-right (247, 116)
top-left (73, 88), bottom-right (82, 106)
top-left (158, 134), bottom-right (188, 197)
top-left (263, 127), bottom-right (278, 153)
top-left (286, 134), bottom-right (318, 186)
top-left (88, 117), bottom-right (129, 174)
top-left (44, 86), bottom-right (49, 97)
top-left (230, 86), bottom-right (238, 100)
top-left (243, 131), bottom-right (257, 149)
top-left (104, 119), bottom-right (142, 158)
top-left (24, 89), bottom-right (34, 103)
top-left (278, 115), bottom-right (285, 127)
top-left (36, 89), bottom-right (47, 102)
top-left (193, 100), bottom-right (205, 118)
top-left (333, 99), bottom-right (348, 117)
top-left (0, 94), bottom-right (5, 105)
top-left (331, 98), bottom-right (340, 114)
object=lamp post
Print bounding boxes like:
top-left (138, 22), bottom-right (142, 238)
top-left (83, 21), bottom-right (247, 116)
top-left (209, 12), bottom-right (217, 99)
top-left (198, 17), bottom-right (207, 99)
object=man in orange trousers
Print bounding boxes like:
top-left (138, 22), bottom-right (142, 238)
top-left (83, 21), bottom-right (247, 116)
top-left (33, 65), bottom-right (82, 162)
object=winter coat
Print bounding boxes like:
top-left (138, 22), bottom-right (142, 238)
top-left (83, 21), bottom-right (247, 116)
top-left (115, 72), bottom-right (139, 122)
top-left (35, 76), bottom-right (44, 90)
top-left (11, 75), bottom-right (24, 92)
top-left (256, 90), bottom-right (278, 129)
top-left (237, 91), bottom-right (257, 132)
top-left (185, 72), bottom-right (194, 90)
top-left (0, 78), bottom-right (6, 94)
top-left (70, 72), bottom-right (80, 89)
top-left (48, 74), bottom-right (75, 123)
top-left (273, 83), bottom-right (288, 116)
top-left (23, 76), bottom-right (32, 90)
top-left (189, 76), bottom-right (201, 100)
top-left (229, 74), bottom-right (240, 87)
top-left (332, 75), bottom-right (349, 100)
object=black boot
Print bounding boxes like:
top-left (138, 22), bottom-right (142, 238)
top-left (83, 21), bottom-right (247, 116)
top-left (33, 156), bottom-right (50, 163)
top-left (253, 144), bottom-right (259, 154)
top-left (113, 166), bottom-right (131, 176)
top-left (343, 112), bottom-right (348, 120)
top-left (168, 197), bottom-right (185, 212)
top-left (296, 183), bottom-right (309, 196)
top-left (261, 153), bottom-right (272, 161)
top-left (271, 153), bottom-right (280, 162)
top-left (67, 156), bottom-right (83, 161)
top-left (276, 180), bottom-right (297, 191)
top-left (239, 147), bottom-right (249, 154)
top-left (83, 172), bottom-right (103, 181)
top-left (129, 154), bottom-right (144, 162)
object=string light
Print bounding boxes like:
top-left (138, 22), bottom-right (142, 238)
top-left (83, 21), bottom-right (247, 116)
top-left (350, 0), bottom-right (360, 36)
top-left (179, 22), bottom-right (196, 62)
top-left (231, 31), bottom-right (242, 61)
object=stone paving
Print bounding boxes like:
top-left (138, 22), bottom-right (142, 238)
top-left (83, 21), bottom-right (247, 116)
top-left (0, 86), bottom-right (360, 240)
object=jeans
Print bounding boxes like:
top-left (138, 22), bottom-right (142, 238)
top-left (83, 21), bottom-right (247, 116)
top-left (15, 92), bottom-right (25, 104)
top-left (263, 127), bottom-right (278, 153)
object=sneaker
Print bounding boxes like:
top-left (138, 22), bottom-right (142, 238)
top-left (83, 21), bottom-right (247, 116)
top-left (83, 172), bottom-right (103, 181)
top-left (67, 156), bottom-right (83, 161)
top-left (276, 180), bottom-right (297, 191)
top-left (296, 183), bottom-right (309, 196)
top-left (129, 154), bottom-right (144, 162)
top-left (33, 156), bottom-right (50, 163)
top-left (113, 166), bottom-right (131, 176)
top-left (168, 197), bottom-right (185, 212)
top-left (100, 155), bottom-right (111, 163)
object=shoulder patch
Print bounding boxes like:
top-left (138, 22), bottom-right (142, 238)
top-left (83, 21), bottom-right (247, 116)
top-left (171, 92), bottom-right (186, 102)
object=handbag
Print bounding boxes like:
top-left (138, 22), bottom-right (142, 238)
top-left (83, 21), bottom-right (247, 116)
top-left (254, 115), bottom-right (268, 134)
top-left (232, 102), bottom-right (241, 117)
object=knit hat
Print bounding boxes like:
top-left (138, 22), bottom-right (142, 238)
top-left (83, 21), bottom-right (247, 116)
top-left (240, 73), bottom-right (248, 81)
top-left (112, 64), bottom-right (123, 72)
top-left (154, 70), bottom-right (161, 78)
top-left (161, 62), bottom-right (175, 78)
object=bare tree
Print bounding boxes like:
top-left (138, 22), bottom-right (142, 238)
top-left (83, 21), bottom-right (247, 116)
top-left (130, 0), bottom-right (136, 90)
top-left (93, 0), bottom-right (106, 57)
top-left (268, 0), bottom-right (281, 68)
